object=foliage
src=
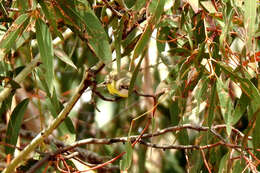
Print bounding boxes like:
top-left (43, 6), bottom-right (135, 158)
top-left (0, 0), bottom-right (260, 172)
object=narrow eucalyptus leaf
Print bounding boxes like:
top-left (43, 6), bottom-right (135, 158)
top-left (5, 99), bottom-right (29, 154)
top-left (36, 18), bottom-right (54, 91)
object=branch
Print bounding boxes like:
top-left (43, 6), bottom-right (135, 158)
top-left (0, 57), bottom-right (41, 104)
top-left (2, 62), bottom-right (105, 173)
top-left (23, 124), bottom-right (250, 172)
top-left (41, 124), bottom-right (247, 156)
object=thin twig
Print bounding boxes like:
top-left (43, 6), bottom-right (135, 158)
top-left (200, 148), bottom-right (212, 173)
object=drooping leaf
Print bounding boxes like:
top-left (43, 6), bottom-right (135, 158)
top-left (5, 99), bottom-right (29, 154)
top-left (36, 18), bottom-right (54, 91)
top-left (195, 77), bottom-right (208, 115)
top-left (157, 27), bottom-right (170, 53)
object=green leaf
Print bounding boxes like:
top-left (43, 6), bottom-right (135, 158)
top-left (55, 1), bottom-right (112, 63)
top-left (216, 78), bottom-right (233, 135)
top-left (80, 6), bottom-right (112, 63)
top-left (195, 77), bottom-right (208, 115)
top-left (0, 14), bottom-right (29, 52)
top-left (128, 53), bottom-right (145, 96)
top-left (178, 129), bottom-right (189, 145)
top-left (46, 89), bottom-right (76, 144)
top-left (244, 0), bottom-right (257, 50)
top-left (219, 8), bottom-right (233, 56)
top-left (232, 93), bottom-right (249, 125)
top-left (208, 81), bottom-right (216, 127)
top-left (169, 99), bottom-right (180, 126)
top-left (115, 15), bottom-right (125, 74)
top-left (38, 0), bottom-right (64, 40)
top-left (54, 48), bottom-right (77, 70)
top-left (134, 0), bottom-right (146, 11)
top-left (233, 159), bottom-right (246, 173)
top-left (218, 153), bottom-right (228, 173)
top-left (36, 18), bottom-right (54, 91)
top-left (152, 0), bottom-right (166, 24)
top-left (157, 27), bottom-right (170, 52)
top-left (130, 0), bottom-right (166, 70)
top-left (5, 99), bottom-right (29, 154)
top-left (130, 24), bottom-right (153, 70)
top-left (120, 142), bottom-right (133, 171)
top-left (84, 15), bottom-right (112, 63)
top-left (216, 61), bottom-right (260, 106)
top-left (252, 111), bottom-right (260, 158)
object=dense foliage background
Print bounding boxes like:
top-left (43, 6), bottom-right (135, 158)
top-left (0, 0), bottom-right (260, 172)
